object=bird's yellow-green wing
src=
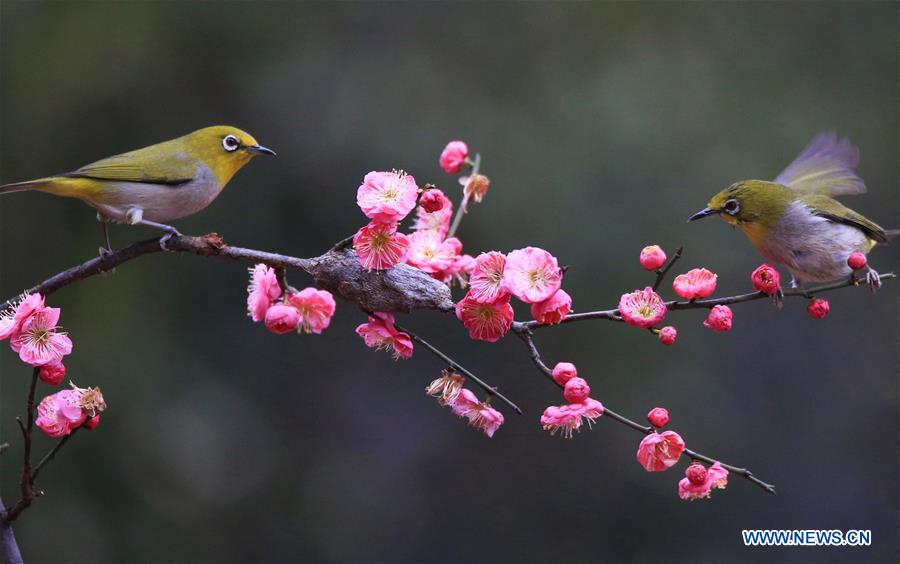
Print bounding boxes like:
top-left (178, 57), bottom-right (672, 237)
top-left (800, 194), bottom-right (887, 243)
top-left (63, 140), bottom-right (196, 185)
top-left (773, 132), bottom-right (866, 197)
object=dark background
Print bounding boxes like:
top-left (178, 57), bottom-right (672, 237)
top-left (1, 1), bottom-right (898, 562)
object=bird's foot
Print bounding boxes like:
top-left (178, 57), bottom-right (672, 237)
top-left (771, 287), bottom-right (784, 309)
top-left (865, 267), bottom-right (882, 294)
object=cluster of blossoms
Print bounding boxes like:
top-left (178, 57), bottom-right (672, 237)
top-left (636, 406), bottom-right (730, 501)
top-left (246, 264), bottom-right (336, 335)
top-left (426, 370), bottom-right (504, 437)
top-left (539, 362), bottom-right (604, 438)
top-left (1, 293), bottom-right (107, 436)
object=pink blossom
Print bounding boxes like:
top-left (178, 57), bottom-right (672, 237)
top-left (678, 462), bottom-right (729, 500)
top-left (406, 229), bottom-right (458, 280)
top-left (551, 362), bottom-right (578, 386)
top-left (356, 171), bottom-right (419, 222)
top-left (35, 389), bottom-right (86, 438)
top-left (354, 221), bottom-right (411, 271)
top-left (264, 304), bottom-right (301, 334)
top-left (658, 326), bottom-right (677, 346)
top-left (530, 289), bottom-right (572, 325)
top-left (847, 252), bottom-right (867, 270)
top-left (287, 288), bottom-right (336, 334)
top-left (10, 307), bottom-right (73, 367)
top-left (413, 190), bottom-right (453, 239)
top-left (355, 312), bottom-right (413, 359)
top-left (419, 189), bottom-right (445, 213)
top-left (425, 369), bottom-right (465, 406)
top-left (636, 430), bottom-right (685, 472)
top-left (451, 254), bottom-right (476, 280)
top-left (647, 407), bottom-right (669, 428)
top-left (639, 245), bottom-right (667, 271)
top-left (672, 268), bottom-right (718, 299)
top-left (247, 264), bottom-right (281, 322)
top-left (807, 298), bottom-right (830, 320)
top-left (563, 377), bottom-right (590, 404)
top-left (39, 362), bottom-right (67, 386)
top-left (468, 251), bottom-right (509, 304)
top-left (703, 305), bottom-right (733, 332)
top-left (751, 264), bottom-right (781, 296)
top-left (540, 398), bottom-right (604, 438)
top-left (618, 287), bottom-right (667, 329)
top-left (451, 388), bottom-right (504, 437)
top-left (455, 294), bottom-right (514, 342)
top-left (503, 247), bottom-right (562, 304)
top-left (0, 293), bottom-right (45, 340)
top-left (439, 141), bottom-right (469, 174)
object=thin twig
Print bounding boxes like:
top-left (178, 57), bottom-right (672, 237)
top-left (31, 430), bottom-right (78, 483)
top-left (2, 369), bottom-right (41, 525)
top-left (446, 153), bottom-right (481, 239)
top-left (652, 246), bottom-right (684, 291)
top-left (391, 319), bottom-right (523, 415)
top-left (510, 322), bottom-right (776, 494)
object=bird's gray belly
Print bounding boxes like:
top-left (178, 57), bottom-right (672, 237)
top-left (757, 202), bottom-right (868, 284)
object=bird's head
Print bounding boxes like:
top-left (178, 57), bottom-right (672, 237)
top-left (182, 125), bottom-right (275, 186)
top-left (688, 180), bottom-right (793, 244)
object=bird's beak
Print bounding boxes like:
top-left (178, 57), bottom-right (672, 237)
top-left (688, 207), bottom-right (718, 222)
top-left (246, 145), bottom-right (276, 156)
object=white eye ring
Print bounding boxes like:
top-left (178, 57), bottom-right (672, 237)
top-left (723, 199), bottom-right (740, 215)
top-left (222, 135), bottom-right (240, 152)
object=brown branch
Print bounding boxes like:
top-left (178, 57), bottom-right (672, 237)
top-left (652, 246), bottom-right (684, 291)
top-left (2, 369), bottom-right (41, 525)
top-left (510, 324), bottom-right (777, 494)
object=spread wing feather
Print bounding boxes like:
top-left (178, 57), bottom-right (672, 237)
top-left (800, 194), bottom-right (887, 243)
top-left (773, 132), bottom-right (866, 197)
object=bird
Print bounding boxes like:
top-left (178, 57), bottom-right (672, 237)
top-left (0, 125), bottom-right (275, 250)
top-left (688, 132), bottom-right (897, 290)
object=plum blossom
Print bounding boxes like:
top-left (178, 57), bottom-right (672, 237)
top-left (678, 462), bottom-right (729, 500)
top-left (503, 247), bottom-right (562, 304)
top-left (451, 388), bottom-right (504, 437)
top-left (703, 305), bottom-right (733, 332)
top-left (39, 362), bottom-right (67, 386)
top-left (540, 398), bottom-right (604, 438)
top-left (658, 326), bottom-right (677, 346)
top-left (419, 189), bottom-right (445, 213)
top-left (531, 289), bottom-right (572, 324)
top-left (639, 245), bottom-right (667, 271)
top-left (468, 251), bottom-right (508, 304)
top-left (463, 174), bottom-right (490, 203)
top-left (247, 264), bottom-right (281, 322)
top-left (751, 264), bottom-right (781, 296)
top-left (355, 312), bottom-right (413, 359)
top-left (551, 362), bottom-right (578, 386)
top-left (413, 189), bottom-right (453, 239)
top-left (0, 293), bottom-right (45, 340)
top-left (636, 430), bottom-right (685, 472)
top-left (35, 384), bottom-right (106, 438)
top-left (455, 294), bottom-right (514, 342)
top-left (406, 229), bottom-right (458, 281)
top-left (647, 407), bottom-right (670, 428)
top-left (563, 377), bottom-right (590, 404)
top-left (264, 304), bottom-right (301, 335)
top-left (287, 288), bottom-right (336, 334)
top-left (356, 171), bottom-right (419, 223)
top-left (439, 141), bottom-right (469, 174)
top-left (354, 221), bottom-right (411, 271)
top-left (425, 369), bottom-right (465, 406)
top-left (672, 268), bottom-right (718, 299)
top-left (618, 287), bottom-right (667, 329)
top-left (807, 298), bottom-right (830, 319)
top-left (10, 307), bottom-right (73, 367)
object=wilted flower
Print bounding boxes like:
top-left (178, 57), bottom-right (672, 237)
top-left (355, 312), bottom-right (413, 359)
top-left (439, 141), bottom-right (469, 174)
top-left (463, 174), bottom-right (490, 203)
top-left (703, 305), bottom-right (733, 332)
top-left (354, 221), bottom-right (411, 271)
top-left (672, 268), bottom-right (718, 300)
top-left (530, 289), bottom-right (572, 325)
top-left (425, 369), bottom-right (466, 406)
top-left (455, 293), bottom-right (514, 342)
top-left (618, 287), bottom-right (667, 329)
top-left (356, 170), bottom-right (419, 223)
top-left (636, 430), bottom-right (685, 472)
top-left (503, 247), bottom-right (562, 304)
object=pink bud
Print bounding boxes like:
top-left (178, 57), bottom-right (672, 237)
top-left (658, 326), bottom-right (677, 346)
top-left (419, 189), bottom-right (445, 213)
top-left (264, 304), bottom-right (301, 334)
top-left (563, 377), bottom-right (591, 404)
top-left (639, 245), bottom-right (667, 271)
top-left (647, 407), bottom-right (669, 428)
top-left (750, 264), bottom-right (781, 296)
top-left (703, 305), bottom-right (733, 333)
top-left (686, 463), bottom-right (708, 485)
top-left (39, 362), bottom-right (66, 386)
top-left (83, 415), bottom-right (100, 430)
top-left (807, 298), bottom-right (830, 320)
top-left (439, 141), bottom-right (469, 174)
top-left (551, 362), bottom-right (578, 386)
top-left (847, 252), bottom-right (867, 271)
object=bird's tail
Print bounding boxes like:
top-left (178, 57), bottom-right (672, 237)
top-left (0, 177), bottom-right (87, 198)
top-left (883, 229), bottom-right (900, 243)
top-left (0, 179), bottom-right (50, 195)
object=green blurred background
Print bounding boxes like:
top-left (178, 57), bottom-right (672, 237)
top-left (1, 1), bottom-right (898, 562)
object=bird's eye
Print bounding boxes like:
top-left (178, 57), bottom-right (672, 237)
top-left (723, 199), bottom-right (740, 215)
top-left (222, 135), bottom-right (240, 152)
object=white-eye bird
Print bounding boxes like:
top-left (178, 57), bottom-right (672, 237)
top-left (0, 125), bottom-right (275, 247)
top-left (689, 132), bottom-right (897, 289)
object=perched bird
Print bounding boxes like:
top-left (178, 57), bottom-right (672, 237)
top-left (689, 132), bottom-right (897, 289)
top-left (0, 125), bottom-right (275, 249)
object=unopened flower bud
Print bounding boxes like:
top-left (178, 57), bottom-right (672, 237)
top-left (563, 377), bottom-right (591, 404)
top-left (686, 463), bottom-right (708, 485)
top-left (847, 252), bottom-right (867, 271)
top-left (419, 189), bottom-right (445, 213)
top-left (83, 415), bottom-right (100, 430)
top-left (658, 326), bottom-right (677, 346)
top-left (751, 264), bottom-right (781, 296)
top-left (639, 245), bottom-right (667, 271)
top-left (647, 407), bottom-right (669, 428)
top-left (39, 362), bottom-right (66, 386)
top-left (264, 304), bottom-right (301, 334)
top-left (703, 305), bottom-right (733, 333)
top-left (807, 298), bottom-right (830, 319)
top-left (551, 362), bottom-right (578, 386)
